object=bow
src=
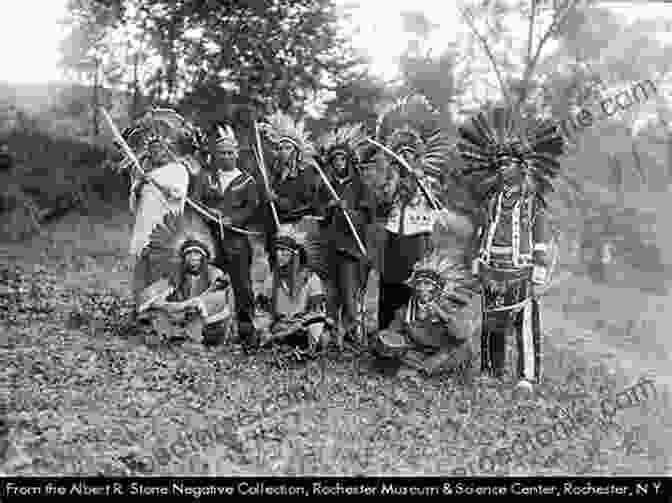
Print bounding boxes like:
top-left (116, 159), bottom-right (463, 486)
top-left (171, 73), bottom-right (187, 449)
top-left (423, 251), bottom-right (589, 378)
top-left (253, 121), bottom-right (281, 230)
top-left (312, 161), bottom-right (368, 258)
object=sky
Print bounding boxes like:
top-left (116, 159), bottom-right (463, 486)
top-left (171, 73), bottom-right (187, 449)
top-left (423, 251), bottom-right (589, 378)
top-left (0, 0), bottom-right (670, 85)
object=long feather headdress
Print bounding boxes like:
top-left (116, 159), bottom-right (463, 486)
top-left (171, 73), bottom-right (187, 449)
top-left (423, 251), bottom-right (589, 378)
top-left (407, 250), bottom-right (475, 301)
top-left (146, 212), bottom-right (217, 277)
top-left (375, 93), bottom-right (454, 180)
top-left (317, 123), bottom-right (368, 164)
top-left (258, 110), bottom-right (316, 161)
top-left (457, 106), bottom-right (565, 203)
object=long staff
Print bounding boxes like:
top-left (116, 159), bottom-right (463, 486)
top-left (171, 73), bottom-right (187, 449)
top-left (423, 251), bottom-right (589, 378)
top-left (253, 122), bottom-right (281, 230)
top-left (311, 161), bottom-right (368, 257)
top-left (100, 107), bottom-right (259, 236)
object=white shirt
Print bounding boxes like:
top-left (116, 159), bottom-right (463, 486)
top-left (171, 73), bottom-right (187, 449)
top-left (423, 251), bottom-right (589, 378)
top-left (129, 161), bottom-right (189, 256)
top-left (384, 193), bottom-right (437, 236)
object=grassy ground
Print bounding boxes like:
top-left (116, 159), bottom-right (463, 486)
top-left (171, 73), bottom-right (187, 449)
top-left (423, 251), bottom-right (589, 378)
top-left (1, 210), bottom-right (671, 476)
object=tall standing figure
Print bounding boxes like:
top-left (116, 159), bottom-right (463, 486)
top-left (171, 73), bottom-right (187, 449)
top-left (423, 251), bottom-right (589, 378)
top-left (315, 124), bottom-right (375, 343)
top-left (124, 109), bottom-right (199, 307)
top-left (198, 125), bottom-right (260, 346)
top-left (456, 107), bottom-right (563, 391)
top-left (257, 111), bottom-right (319, 269)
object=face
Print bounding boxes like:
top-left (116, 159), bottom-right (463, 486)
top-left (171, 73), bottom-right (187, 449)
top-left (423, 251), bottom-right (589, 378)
top-left (415, 279), bottom-right (437, 303)
top-left (214, 147), bottom-right (237, 171)
top-left (183, 250), bottom-right (205, 273)
top-left (276, 247), bottom-right (294, 268)
top-left (332, 153), bottom-right (347, 175)
top-left (278, 141), bottom-right (296, 163)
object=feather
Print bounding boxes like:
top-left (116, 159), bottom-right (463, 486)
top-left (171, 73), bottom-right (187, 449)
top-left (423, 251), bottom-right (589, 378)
top-left (258, 110), bottom-right (316, 161)
top-left (374, 93), bottom-right (456, 182)
top-left (456, 106), bottom-right (566, 200)
top-left (146, 210), bottom-right (217, 269)
top-left (317, 123), bottom-right (369, 165)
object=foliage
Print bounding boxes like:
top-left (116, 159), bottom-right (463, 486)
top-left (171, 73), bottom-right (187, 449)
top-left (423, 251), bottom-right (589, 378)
top-left (60, 0), bottom-right (365, 117)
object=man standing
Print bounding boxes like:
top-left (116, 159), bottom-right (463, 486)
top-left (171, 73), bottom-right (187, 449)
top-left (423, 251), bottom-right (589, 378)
top-left (457, 107), bottom-right (563, 391)
top-left (200, 125), bottom-right (260, 347)
top-left (126, 109), bottom-right (193, 305)
top-left (258, 111), bottom-right (319, 268)
top-left (315, 124), bottom-right (375, 342)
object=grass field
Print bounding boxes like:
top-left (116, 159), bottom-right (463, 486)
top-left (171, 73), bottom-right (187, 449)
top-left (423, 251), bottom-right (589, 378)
top-left (1, 210), bottom-right (671, 476)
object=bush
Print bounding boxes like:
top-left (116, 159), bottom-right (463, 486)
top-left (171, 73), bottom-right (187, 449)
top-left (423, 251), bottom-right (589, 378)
top-left (1, 123), bottom-right (129, 212)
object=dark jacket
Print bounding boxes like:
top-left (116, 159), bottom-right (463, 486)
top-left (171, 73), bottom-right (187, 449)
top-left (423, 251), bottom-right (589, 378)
top-left (315, 168), bottom-right (375, 261)
top-left (268, 159), bottom-right (318, 223)
top-left (201, 168), bottom-right (259, 257)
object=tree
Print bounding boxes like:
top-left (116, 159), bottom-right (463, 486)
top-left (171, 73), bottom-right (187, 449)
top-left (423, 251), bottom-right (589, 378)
top-left (59, 0), bottom-right (124, 136)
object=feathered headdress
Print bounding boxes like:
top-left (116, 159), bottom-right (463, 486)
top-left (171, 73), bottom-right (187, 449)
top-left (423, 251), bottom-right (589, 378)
top-left (136, 108), bottom-right (197, 147)
top-left (145, 212), bottom-right (217, 281)
top-left (375, 94), bottom-right (454, 180)
top-left (258, 110), bottom-right (316, 162)
top-left (318, 123), bottom-right (368, 164)
top-left (115, 108), bottom-right (199, 171)
top-left (457, 107), bottom-right (565, 204)
top-left (407, 250), bottom-right (471, 291)
top-left (273, 224), bottom-right (329, 279)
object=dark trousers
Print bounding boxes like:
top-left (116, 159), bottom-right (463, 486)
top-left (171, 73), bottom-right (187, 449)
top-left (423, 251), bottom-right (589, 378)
top-left (482, 312), bottom-right (514, 377)
top-left (328, 256), bottom-right (368, 331)
top-left (378, 280), bottom-right (413, 331)
top-left (482, 304), bottom-right (541, 381)
top-left (214, 236), bottom-right (255, 328)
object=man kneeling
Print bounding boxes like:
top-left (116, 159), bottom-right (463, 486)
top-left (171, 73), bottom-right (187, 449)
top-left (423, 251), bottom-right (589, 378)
top-left (373, 251), bottom-right (477, 377)
top-left (256, 225), bottom-right (333, 354)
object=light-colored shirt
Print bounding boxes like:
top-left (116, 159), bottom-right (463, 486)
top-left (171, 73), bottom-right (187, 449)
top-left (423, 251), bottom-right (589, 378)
top-left (384, 193), bottom-right (437, 236)
top-left (129, 161), bottom-right (189, 256)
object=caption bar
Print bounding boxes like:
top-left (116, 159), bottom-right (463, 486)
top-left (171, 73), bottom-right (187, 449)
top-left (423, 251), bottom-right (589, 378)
top-left (0, 477), bottom-right (669, 499)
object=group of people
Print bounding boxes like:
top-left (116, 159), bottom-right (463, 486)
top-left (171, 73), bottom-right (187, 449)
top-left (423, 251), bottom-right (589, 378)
top-left (118, 100), bottom-right (562, 391)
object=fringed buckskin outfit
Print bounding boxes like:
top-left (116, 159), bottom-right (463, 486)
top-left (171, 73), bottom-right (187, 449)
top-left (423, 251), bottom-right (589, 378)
top-left (457, 107), bottom-right (564, 384)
